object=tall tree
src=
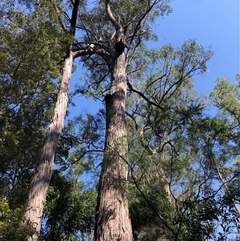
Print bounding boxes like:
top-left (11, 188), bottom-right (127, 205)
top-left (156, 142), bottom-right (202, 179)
top-left (125, 42), bottom-right (213, 240)
top-left (72, 1), bottom-right (171, 239)
top-left (125, 73), bottom-right (240, 240)
top-left (71, 0), bottom-right (172, 240)
top-left (0, 3), bottom-right (64, 239)
top-left (92, 1), bottom-right (135, 239)
top-left (71, 0), bottom-right (213, 239)
top-left (21, 1), bottom-right (82, 240)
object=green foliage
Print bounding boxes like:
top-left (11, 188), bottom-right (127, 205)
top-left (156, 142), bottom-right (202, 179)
top-left (0, 2), bottom-right (75, 239)
top-left (100, 0), bottom-right (172, 24)
top-left (210, 77), bottom-right (240, 127)
top-left (2, 1), bottom-right (240, 240)
top-left (129, 177), bottom-right (174, 240)
top-left (75, 0), bottom-right (174, 100)
top-left (0, 3), bottom-right (65, 207)
top-left (41, 170), bottom-right (97, 240)
top-left (0, 200), bottom-right (30, 241)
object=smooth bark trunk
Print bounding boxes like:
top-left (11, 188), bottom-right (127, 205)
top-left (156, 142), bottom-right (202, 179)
top-left (95, 50), bottom-right (133, 240)
top-left (22, 52), bottom-right (73, 241)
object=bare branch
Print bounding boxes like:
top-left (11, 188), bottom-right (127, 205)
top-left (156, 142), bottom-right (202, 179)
top-left (126, 35), bottom-right (141, 64)
top-left (127, 79), bottom-right (163, 110)
top-left (129, 0), bottom-right (159, 45)
top-left (126, 111), bottom-right (139, 131)
top-left (91, 41), bottom-right (115, 56)
top-left (212, 157), bottom-right (240, 215)
top-left (73, 46), bottom-right (95, 58)
top-left (105, 0), bottom-right (120, 30)
top-left (63, 11), bottom-right (71, 22)
top-left (70, 149), bottom-right (103, 165)
top-left (158, 58), bottom-right (205, 105)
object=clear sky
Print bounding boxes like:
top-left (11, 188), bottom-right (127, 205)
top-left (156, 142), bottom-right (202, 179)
top-left (69, 0), bottom-right (240, 116)
top-left (153, 0), bottom-right (239, 93)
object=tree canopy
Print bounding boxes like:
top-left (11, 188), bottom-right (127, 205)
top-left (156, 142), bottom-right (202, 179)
top-left (0, 1), bottom-right (240, 241)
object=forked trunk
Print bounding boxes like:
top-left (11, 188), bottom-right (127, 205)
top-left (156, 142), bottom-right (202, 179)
top-left (95, 50), bottom-right (133, 240)
top-left (21, 53), bottom-right (73, 241)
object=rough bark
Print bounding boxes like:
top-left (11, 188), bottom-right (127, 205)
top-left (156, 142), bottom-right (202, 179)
top-left (21, 52), bottom-right (73, 241)
top-left (95, 46), bottom-right (133, 240)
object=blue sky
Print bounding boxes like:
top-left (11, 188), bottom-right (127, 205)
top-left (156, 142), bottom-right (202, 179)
top-left (69, 0), bottom-right (239, 116)
top-left (155, 0), bottom-right (239, 94)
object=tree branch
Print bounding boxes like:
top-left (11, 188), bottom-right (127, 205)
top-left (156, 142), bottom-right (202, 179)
top-left (213, 159), bottom-right (240, 215)
top-left (105, 0), bottom-right (120, 30)
top-left (70, 0), bottom-right (81, 36)
top-left (106, 143), bottom-right (177, 237)
top-left (129, 0), bottom-right (158, 45)
top-left (50, 0), bottom-right (68, 31)
top-left (73, 46), bottom-right (95, 58)
top-left (127, 79), bottom-right (163, 110)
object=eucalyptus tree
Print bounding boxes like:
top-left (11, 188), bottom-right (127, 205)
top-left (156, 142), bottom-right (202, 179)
top-left (209, 76), bottom-right (240, 237)
top-left (73, 1), bottom-right (173, 240)
top-left (19, 1), bottom-right (86, 240)
top-left (127, 73), bottom-right (240, 240)
top-left (0, 0), bottom-right (87, 239)
top-left (0, 2), bottom-right (61, 191)
top-left (125, 42), bottom-right (213, 240)
top-left (70, 0), bottom-right (213, 240)
top-left (7, 0), bottom-right (171, 238)
top-left (0, 3), bottom-right (64, 239)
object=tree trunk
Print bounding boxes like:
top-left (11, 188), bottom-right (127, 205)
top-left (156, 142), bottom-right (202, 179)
top-left (95, 50), bottom-right (133, 240)
top-left (21, 52), bottom-right (73, 241)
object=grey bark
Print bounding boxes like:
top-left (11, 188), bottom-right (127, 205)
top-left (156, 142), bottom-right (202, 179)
top-left (94, 1), bottom-right (133, 239)
top-left (21, 1), bottom-right (82, 239)
top-left (22, 52), bottom-right (73, 241)
top-left (95, 47), bottom-right (133, 240)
